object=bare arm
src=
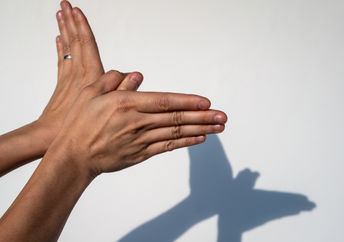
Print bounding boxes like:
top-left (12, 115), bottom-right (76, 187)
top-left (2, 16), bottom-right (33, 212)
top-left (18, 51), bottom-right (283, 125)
top-left (0, 144), bottom-right (92, 241)
top-left (0, 70), bottom-right (227, 241)
top-left (0, 121), bottom-right (52, 176)
top-left (0, 1), bottom-right (142, 176)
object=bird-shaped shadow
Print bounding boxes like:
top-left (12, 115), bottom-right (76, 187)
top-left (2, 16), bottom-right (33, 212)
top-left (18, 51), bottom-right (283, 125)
top-left (119, 135), bottom-right (316, 242)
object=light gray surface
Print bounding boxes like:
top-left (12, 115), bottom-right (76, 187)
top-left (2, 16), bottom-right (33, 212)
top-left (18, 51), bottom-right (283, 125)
top-left (0, 0), bottom-right (343, 241)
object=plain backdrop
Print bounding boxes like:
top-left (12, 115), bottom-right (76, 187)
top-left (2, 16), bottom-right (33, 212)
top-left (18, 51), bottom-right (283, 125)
top-left (0, 0), bottom-right (343, 241)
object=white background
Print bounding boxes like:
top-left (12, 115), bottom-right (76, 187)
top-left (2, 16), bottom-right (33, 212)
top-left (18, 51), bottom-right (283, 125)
top-left (0, 0), bottom-right (343, 241)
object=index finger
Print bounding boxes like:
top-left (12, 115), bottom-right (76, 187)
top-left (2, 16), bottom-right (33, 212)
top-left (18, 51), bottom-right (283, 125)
top-left (132, 92), bottom-right (211, 113)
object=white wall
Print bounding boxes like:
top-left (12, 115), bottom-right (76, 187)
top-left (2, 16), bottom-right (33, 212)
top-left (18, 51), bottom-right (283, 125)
top-left (0, 0), bottom-right (343, 241)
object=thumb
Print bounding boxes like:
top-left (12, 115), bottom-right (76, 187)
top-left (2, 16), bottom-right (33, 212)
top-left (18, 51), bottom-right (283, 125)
top-left (116, 72), bottom-right (144, 91)
top-left (90, 70), bottom-right (125, 95)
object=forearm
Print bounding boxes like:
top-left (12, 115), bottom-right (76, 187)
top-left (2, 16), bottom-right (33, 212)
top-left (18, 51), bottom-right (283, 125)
top-left (0, 140), bottom-right (93, 242)
top-left (0, 120), bottom-right (54, 177)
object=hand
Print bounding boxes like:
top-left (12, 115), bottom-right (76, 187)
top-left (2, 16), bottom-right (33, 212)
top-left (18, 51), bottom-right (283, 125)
top-left (38, 1), bottom-right (143, 146)
top-left (50, 71), bottom-right (227, 177)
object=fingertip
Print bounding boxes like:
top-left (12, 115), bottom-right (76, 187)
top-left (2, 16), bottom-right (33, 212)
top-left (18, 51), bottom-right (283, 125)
top-left (198, 97), bottom-right (211, 110)
top-left (72, 7), bottom-right (86, 21)
top-left (130, 72), bottom-right (144, 87)
top-left (72, 7), bottom-right (81, 19)
top-left (223, 112), bottom-right (228, 124)
top-left (60, 0), bottom-right (67, 9)
top-left (56, 35), bottom-right (62, 44)
top-left (56, 10), bottom-right (63, 20)
top-left (196, 135), bottom-right (206, 143)
top-left (60, 0), bottom-right (71, 7)
top-left (213, 124), bottom-right (225, 133)
top-left (214, 111), bottom-right (228, 124)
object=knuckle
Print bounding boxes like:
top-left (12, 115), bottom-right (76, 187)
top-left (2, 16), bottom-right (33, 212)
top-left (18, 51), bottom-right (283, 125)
top-left (81, 85), bottom-right (96, 97)
top-left (107, 69), bottom-right (116, 75)
top-left (139, 150), bottom-right (151, 163)
top-left (171, 111), bottom-right (183, 125)
top-left (107, 70), bottom-right (121, 78)
top-left (171, 125), bottom-right (182, 139)
top-left (129, 124), bottom-right (145, 135)
top-left (69, 33), bottom-right (81, 44)
top-left (115, 95), bottom-right (132, 112)
top-left (118, 95), bottom-right (129, 105)
top-left (165, 140), bottom-right (175, 152)
top-left (63, 45), bottom-right (71, 54)
top-left (80, 34), bottom-right (96, 46)
top-left (157, 96), bottom-right (170, 111)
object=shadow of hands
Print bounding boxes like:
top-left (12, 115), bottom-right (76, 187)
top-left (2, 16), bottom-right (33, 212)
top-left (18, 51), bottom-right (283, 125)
top-left (119, 135), bottom-right (315, 242)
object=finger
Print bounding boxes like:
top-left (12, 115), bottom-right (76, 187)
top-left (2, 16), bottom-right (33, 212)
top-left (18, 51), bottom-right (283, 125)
top-left (56, 36), bottom-right (64, 79)
top-left (142, 135), bottom-right (206, 160)
top-left (60, 1), bottom-right (82, 65)
top-left (142, 110), bottom-right (227, 129)
top-left (56, 10), bottom-right (72, 72)
top-left (88, 70), bottom-right (126, 95)
top-left (117, 72), bottom-right (144, 91)
top-left (140, 124), bottom-right (224, 144)
top-left (72, 7), bottom-right (104, 75)
top-left (56, 10), bottom-right (70, 57)
top-left (126, 92), bottom-right (211, 113)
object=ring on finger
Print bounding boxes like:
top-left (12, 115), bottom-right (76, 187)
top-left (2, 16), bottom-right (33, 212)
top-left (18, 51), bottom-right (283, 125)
top-left (64, 54), bottom-right (72, 60)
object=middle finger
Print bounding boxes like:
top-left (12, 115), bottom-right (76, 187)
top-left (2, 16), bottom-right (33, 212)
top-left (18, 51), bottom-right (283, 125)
top-left (141, 110), bottom-right (228, 129)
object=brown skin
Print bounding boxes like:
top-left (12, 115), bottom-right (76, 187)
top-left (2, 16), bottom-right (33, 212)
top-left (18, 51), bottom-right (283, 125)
top-left (0, 1), bottom-right (142, 176)
top-left (53, 74), bottom-right (227, 175)
top-left (0, 1), bottom-right (228, 241)
top-left (0, 69), bottom-right (227, 242)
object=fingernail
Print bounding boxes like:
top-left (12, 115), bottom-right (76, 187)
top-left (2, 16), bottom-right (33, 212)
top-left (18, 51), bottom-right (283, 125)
top-left (214, 114), bottom-right (225, 123)
top-left (130, 74), bottom-right (142, 86)
top-left (196, 136), bottom-right (206, 143)
top-left (213, 124), bottom-right (223, 132)
top-left (72, 8), bottom-right (78, 16)
top-left (198, 100), bottom-right (209, 110)
top-left (60, 1), bottom-right (66, 9)
top-left (60, 1), bottom-right (69, 10)
top-left (57, 11), bottom-right (63, 20)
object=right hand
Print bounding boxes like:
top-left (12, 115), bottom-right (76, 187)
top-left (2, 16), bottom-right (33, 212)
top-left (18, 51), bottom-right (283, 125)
top-left (50, 71), bottom-right (228, 177)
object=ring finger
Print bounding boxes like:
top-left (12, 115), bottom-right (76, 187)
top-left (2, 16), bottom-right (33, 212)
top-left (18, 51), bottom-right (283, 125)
top-left (141, 110), bottom-right (227, 129)
top-left (139, 124), bottom-right (224, 144)
top-left (56, 10), bottom-right (72, 72)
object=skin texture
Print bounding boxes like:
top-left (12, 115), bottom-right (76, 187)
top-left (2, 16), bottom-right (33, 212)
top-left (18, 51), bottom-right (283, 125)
top-left (52, 75), bottom-right (227, 175)
top-left (0, 69), bottom-right (227, 241)
top-left (0, 1), bottom-right (228, 241)
top-left (0, 1), bottom-right (142, 177)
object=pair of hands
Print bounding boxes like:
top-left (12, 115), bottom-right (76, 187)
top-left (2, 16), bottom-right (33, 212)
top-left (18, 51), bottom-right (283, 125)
top-left (39, 1), bottom-right (227, 177)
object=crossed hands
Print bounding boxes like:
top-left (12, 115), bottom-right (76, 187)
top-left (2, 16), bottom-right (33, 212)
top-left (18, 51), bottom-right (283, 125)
top-left (39, 1), bottom-right (227, 177)
top-left (0, 1), bottom-right (227, 240)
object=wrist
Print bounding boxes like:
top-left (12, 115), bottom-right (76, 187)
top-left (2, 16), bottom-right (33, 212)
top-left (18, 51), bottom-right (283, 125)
top-left (33, 118), bottom-right (59, 149)
top-left (45, 134), bottom-right (98, 183)
top-left (0, 121), bottom-right (57, 176)
top-left (43, 149), bottom-right (95, 189)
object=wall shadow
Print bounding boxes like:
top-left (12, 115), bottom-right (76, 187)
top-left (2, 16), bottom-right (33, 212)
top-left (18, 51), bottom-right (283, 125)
top-left (119, 135), bottom-right (316, 242)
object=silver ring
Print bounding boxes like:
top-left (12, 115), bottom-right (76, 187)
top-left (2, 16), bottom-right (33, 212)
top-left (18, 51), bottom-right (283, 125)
top-left (64, 54), bottom-right (72, 60)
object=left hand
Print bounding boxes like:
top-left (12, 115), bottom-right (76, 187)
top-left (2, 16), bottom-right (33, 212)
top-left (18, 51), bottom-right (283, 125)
top-left (39, 1), bottom-right (143, 147)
